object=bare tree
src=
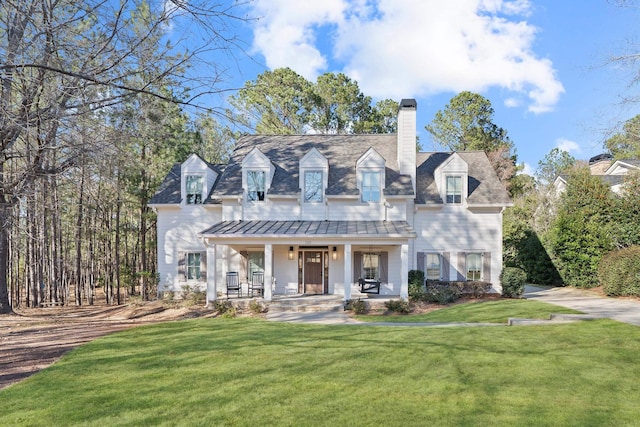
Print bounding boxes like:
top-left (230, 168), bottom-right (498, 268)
top-left (0, 0), bottom-right (251, 313)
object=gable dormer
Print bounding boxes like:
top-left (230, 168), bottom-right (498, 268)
top-left (356, 148), bottom-right (386, 203)
top-left (181, 154), bottom-right (217, 205)
top-left (434, 153), bottom-right (468, 206)
top-left (299, 148), bottom-right (329, 203)
top-left (241, 148), bottom-right (274, 202)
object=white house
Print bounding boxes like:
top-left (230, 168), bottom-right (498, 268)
top-left (554, 155), bottom-right (640, 195)
top-left (149, 99), bottom-right (512, 304)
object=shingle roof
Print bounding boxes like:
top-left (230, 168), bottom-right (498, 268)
top-left (618, 159), bottom-right (640, 168)
top-left (211, 134), bottom-right (414, 200)
top-left (151, 136), bottom-right (512, 206)
top-left (148, 161), bottom-right (225, 205)
top-left (415, 151), bottom-right (511, 205)
top-left (201, 220), bottom-right (417, 238)
top-left (149, 163), bottom-right (181, 204)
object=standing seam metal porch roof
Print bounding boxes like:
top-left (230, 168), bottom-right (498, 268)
top-left (200, 220), bottom-right (417, 238)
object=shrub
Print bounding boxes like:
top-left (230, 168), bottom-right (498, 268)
top-left (424, 283), bottom-right (460, 305)
top-left (450, 281), bottom-right (491, 298)
top-left (500, 267), bottom-right (527, 298)
top-left (408, 269), bottom-right (426, 302)
top-left (221, 307), bottom-right (237, 318)
top-left (213, 299), bottom-right (234, 314)
top-left (344, 299), bottom-right (369, 314)
top-left (249, 299), bottom-right (267, 314)
top-left (181, 284), bottom-right (206, 307)
top-left (598, 246), bottom-right (640, 297)
top-left (384, 299), bottom-right (410, 314)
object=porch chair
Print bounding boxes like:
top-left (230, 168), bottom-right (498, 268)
top-left (226, 272), bottom-right (241, 298)
top-left (249, 271), bottom-right (264, 297)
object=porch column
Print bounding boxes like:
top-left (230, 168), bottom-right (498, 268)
top-left (206, 243), bottom-right (217, 306)
top-left (343, 243), bottom-right (352, 301)
top-left (400, 243), bottom-right (409, 300)
top-left (264, 243), bottom-right (273, 301)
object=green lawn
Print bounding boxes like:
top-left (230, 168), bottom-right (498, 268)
top-left (356, 299), bottom-right (583, 323)
top-left (1, 302), bottom-right (639, 426)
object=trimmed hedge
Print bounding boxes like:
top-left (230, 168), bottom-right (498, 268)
top-left (598, 246), bottom-right (640, 297)
top-left (408, 270), bottom-right (426, 301)
top-left (500, 267), bottom-right (527, 298)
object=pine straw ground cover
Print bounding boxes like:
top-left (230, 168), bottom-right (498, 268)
top-left (1, 301), bottom-right (639, 426)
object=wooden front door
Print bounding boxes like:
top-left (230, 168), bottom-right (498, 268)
top-left (303, 251), bottom-right (324, 294)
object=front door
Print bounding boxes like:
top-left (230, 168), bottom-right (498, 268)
top-left (303, 251), bottom-right (324, 294)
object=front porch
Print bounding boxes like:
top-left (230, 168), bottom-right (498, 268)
top-left (199, 220), bottom-right (417, 305)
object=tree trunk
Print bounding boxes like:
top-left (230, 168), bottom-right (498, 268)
top-left (75, 165), bottom-right (85, 306)
top-left (0, 198), bottom-right (13, 314)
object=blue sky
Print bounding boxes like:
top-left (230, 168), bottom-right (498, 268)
top-left (193, 0), bottom-right (640, 176)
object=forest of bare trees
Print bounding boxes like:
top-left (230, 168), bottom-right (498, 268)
top-left (0, 0), bottom-right (245, 313)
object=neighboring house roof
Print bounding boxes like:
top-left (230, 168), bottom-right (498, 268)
top-left (617, 159), bottom-right (640, 169)
top-left (415, 151), bottom-right (512, 205)
top-left (211, 134), bottom-right (414, 200)
top-left (557, 166), bottom-right (635, 189)
top-left (201, 220), bottom-right (417, 238)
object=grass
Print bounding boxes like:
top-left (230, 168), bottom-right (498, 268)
top-left (356, 299), bottom-right (583, 323)
top-left (1, 301), bottom-right (639, 426)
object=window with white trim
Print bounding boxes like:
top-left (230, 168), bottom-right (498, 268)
top-left (362, 253), bottom-right (380, 280)
top-left (248, 251), bottom-right (265, 277)
top-left (425, 253), bottom-right (442, 280)
top-left (466, 253), bottom-right (482, 281)
top-left (362, 171), bottom-right (381, 202)
top-left (186, 252), bottom-right (201, 280)
top-left (304, 171), bottom-right (322, 202)
top-left (247, 170), bottom-right (266, 202)
top-left (185, 175), bottom-right (204, 204)
top-left (446, 175), bottom-right (462, 204)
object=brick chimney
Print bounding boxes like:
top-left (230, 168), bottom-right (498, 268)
top-left (397, 98), bottom-right (417, 193)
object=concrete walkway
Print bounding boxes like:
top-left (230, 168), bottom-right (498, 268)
top-left (265, 310), bottom-right (504, 327)
top-left (524, 285), bottom-right (640, 326)
top-left (265, 286), bottom-right (640, 326)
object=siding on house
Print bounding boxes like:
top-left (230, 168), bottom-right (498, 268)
top-left (150, 100), bottom-right (512, 300)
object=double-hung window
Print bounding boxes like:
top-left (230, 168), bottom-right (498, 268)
top-left (247, 170), bottom-right (266, 202)
top-left (186, 253), bottom-right (201, 280)
top-left (425, 253), bottom-right (442, 281)
top-left (304, 171), bottom-right (322, 202)
top-left (362, 171), bottom-right (381, 202)
top-left (466, 253), bottom-right (482, 281)
top-left (248, 251), bottom-right (265, 277)
top-left (362, 253), bottom-right (380, 280)
top-left (446, 176), bottom-right (462, 204)
top-left (186, 175), bottom-right (203, 204)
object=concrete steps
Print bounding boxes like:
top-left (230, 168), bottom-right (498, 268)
top-left (268, 295), bottom-right (345, 313)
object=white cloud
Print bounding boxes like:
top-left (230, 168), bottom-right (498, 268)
top-left (520, 162), bottom-right (535, 176)
top-left (247, 0), bottom-right (564, 113)
top-left (504, 97), bottom-right (521, 108)
top-left (555, 137), bottom-right (581, 153)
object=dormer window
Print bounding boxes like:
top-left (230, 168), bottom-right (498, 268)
top-left (446, 175), bottom-right (462, 204)
top-left (247, 170), bottom-right (266, 202)
top-left (362, 171), bottom-right (381, 202)
top-left (186, 175), bottom-right (204, 204)
top-left (304, 171), bottom-right (323, 202)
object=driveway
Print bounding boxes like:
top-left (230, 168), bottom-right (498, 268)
top-left (524, 285), bottom-right (640, 326)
